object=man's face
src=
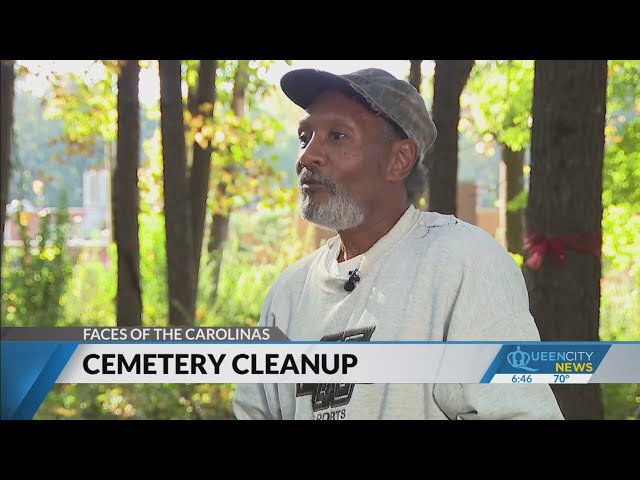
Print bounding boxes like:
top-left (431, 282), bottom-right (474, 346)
top-left (296, 90), bottom-right (393, 231)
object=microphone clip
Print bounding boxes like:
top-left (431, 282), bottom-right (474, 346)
top-left (344, 268), bottom-right (361, 292)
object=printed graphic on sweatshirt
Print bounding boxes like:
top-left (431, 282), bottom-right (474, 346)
top-left (296, 326), bottom-right (376, 417)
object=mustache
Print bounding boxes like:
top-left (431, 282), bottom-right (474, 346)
top-left (298, 169), bottom-right (337, 193)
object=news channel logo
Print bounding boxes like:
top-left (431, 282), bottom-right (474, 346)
top-left (501, 345), bottom-right (607, 374)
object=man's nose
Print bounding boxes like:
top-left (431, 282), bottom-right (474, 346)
top-left (296, 134), bottom-right (326, 174)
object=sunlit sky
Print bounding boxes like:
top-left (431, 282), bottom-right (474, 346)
top-left (17, 60), bottom-right (433, 107)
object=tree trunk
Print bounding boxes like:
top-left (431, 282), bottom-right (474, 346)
top-left (500, 144), bottom-right (524, 255)
top-left (159, 60), bottom-right (195, 326)
top-left (208, 60), bottom-right (249, 304)
top-left (189, 60), bottom-right (217, 298)
top-left (230, 61), bottom-right (248, 116)
top-left (208, 209), bottom-right (229, 301)
top-left (114, 60), bottom-right (142, 326)
top-left (409, 60), bottom-right (422, 92)
top-left (428, 60), bottom-right (474, 215)
top-left (525, 60), bottom-right (608, 419)
top-left (1, 60), bottom-right (15, 260)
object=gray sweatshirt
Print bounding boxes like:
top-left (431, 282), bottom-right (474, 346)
top-left (233, 206), bottom-right (564, 420)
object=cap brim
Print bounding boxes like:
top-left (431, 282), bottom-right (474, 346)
top-left (280, 69), bottom-right (355, 109)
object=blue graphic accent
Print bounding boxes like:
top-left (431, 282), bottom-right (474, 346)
top-left (1, 342), bottom-right (78, 420)
top-left (480, 346), bottom-right (512, 383)
top-left (507, 346), bottom-right (539, 372)
top-left (481, 343), bottom-right (612, 382)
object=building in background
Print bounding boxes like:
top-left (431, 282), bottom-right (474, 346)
top-left (80, 169), bottom-right (109, 240)
top-left (3, 168), bottom-right (111, 266)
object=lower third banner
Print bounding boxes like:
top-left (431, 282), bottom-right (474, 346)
top-left (1, 327), bottom-right (639, 419)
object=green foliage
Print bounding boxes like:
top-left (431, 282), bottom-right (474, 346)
top-left (601, 61), bottom-right (640, 334)
top-left (58, 211), bottom-right (169, 328)
top-left (204, 110), bottom-right (287, 215)
top-left (506, 190), bottom-right (528, 213)
top-left (36, 207), bottom-right (308, 419)
top-left (600, 265), bottom-right (639, 421)
top-left (54, 205), bottom-right (309, 331)
top-left (214, 60), bottom-right (279, 108)
top-left (603, 118), bottom-right (640, 208)
top-left (465, 60), bottom-right (534, 151)
top-left (599, 60), bottom-right (640, 420)
top-left (61, 249), bottom-right (116, 326)
top-left (138, 128), bottom-right (164, 214)
top-left (197, 208), bottom-right (309, 326)
top-left (11, 67), bottom-right (158, 208)
top-left (600, 270), bottom-right (640, 342)
top-left (602, 205), bottom-right (640, 281)
top-left (139, 212), bottom-right (168, 325)
top-left (1, 198), bottom-right (73, 326)
top-left (35, 383), bottom-right (236, 420)
top-left (510, 253), bottom-right (524, 268)
top-left (182, 60), bottom-right (290, 216)
top-left (607, 60), bottom-right (640, 114)
top-left (463, 60), bottom-right (639, 419)
top-left (459, 60), bottom-right (534, 209)
top-left (602, 384), bottom-right (639, 420)
top-left (44, 61), bottom-right (118, 155)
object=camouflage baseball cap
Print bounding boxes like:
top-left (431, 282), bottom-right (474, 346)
top-left (280, 68), bottom-right (437, 163)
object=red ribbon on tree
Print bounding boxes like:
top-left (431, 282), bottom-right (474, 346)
top-left (524, 230), bottom-right (601, 270)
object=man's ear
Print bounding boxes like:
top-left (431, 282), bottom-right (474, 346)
top-left (386, 139), bottom-right (418, 183)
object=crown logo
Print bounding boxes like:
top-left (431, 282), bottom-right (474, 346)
top-left (507, 346), bottom-right (539, 372)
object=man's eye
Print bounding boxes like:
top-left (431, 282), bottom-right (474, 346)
top-left (299, 133), bottom-right (310, 147)
top-left (329, 132), bottom-right (345, 141)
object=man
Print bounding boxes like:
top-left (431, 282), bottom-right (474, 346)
top-left (232, 67), bottom-right (564, 420)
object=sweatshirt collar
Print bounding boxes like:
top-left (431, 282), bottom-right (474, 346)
top-left (315, 205), bottom-right (428, 294)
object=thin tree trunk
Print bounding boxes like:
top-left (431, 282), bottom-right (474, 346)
top-left (159, 60), bottom-right (195, 326)
top-left (500, 144), bottom-right (524, 255)
top-left (1, 60), bottom-right (15, 260)
top-left (230, 61), bottom-right (248, 116)
top-left (428, 60), bottom-right (474, 215)
top-left (208, 209), bottom-right (229, 302)
top-left (525, 60), bottom-right (607, 419)
top-left (208, 60), bottom-right (249, 304)
top-left (409, 60), bottom-right (422, 93)
top-left (114, 60), bottom-right (142, 326)
top-left (189, 60), bottom-right (217, 297)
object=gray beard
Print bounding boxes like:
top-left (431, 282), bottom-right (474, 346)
top-left (298, 183), bottom-right (365, 231)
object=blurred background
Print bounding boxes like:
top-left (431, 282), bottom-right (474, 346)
top-left (0, 60), bottom-right (638, 420)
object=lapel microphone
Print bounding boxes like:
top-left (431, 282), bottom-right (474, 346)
top-left (344, 268), bottom-right (361, 292)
